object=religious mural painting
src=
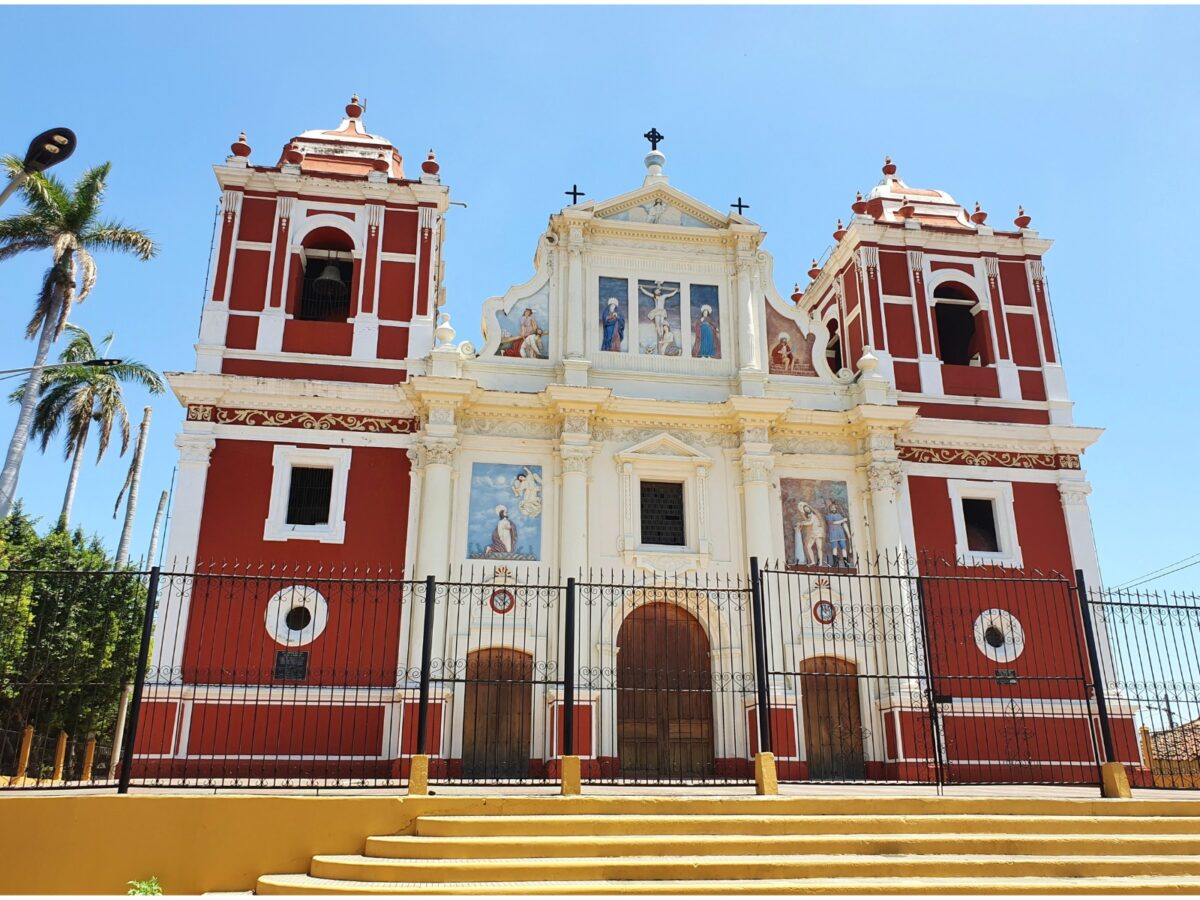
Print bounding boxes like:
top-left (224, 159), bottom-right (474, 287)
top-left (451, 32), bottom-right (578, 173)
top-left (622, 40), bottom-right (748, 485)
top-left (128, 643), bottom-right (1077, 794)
top-left (766, 304), bottom-right (818, 376)
top-left (467, 462), bottom-right (544, 561)
top-left (689, 284), bottom-right (721, 359)
top-left (780, 478), bottom-right (855, 569)
top-left (494, 287), bottom-right (550, 359)
top-left (637, 279), bottom-right (683, 356)
top-left (599, 276), bottom-right (628, 352)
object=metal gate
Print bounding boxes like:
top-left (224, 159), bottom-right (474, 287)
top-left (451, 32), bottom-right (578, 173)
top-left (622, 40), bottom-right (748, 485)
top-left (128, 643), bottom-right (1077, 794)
top-left (756, 558), bottom-right (1103, 787)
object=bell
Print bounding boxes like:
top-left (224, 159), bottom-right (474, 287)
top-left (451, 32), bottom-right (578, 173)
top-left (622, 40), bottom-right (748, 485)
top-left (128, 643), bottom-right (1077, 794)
top-left (315, 263), bottom-right (344, 286)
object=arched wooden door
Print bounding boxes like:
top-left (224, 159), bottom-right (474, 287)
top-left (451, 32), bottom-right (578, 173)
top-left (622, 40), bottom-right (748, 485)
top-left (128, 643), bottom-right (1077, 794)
top-left (462, 648), bottom-right (533, 779)
top-left (617, 603), bottom-right (715, 779)
top-left (799, 656), bottom-right (866, 780)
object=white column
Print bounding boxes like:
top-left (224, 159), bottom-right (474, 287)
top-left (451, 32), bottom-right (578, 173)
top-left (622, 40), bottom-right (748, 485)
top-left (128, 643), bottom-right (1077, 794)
top-left (558, 448), bottom-right (591, 577)
top-left (413, 439), bottom-right (457, 579)
top-left (1059, 477), bottom-right (1117, 684)
top-left (741, 455), bottom-right (774, 564)
top-left (566, 230), bottom-right (584, 359)
top-left (151, 433), bottom-right (216, 681)
top-left (866, 459), bottom-right (906, 562)
top-left (736, 255), bottom-right (756, 372)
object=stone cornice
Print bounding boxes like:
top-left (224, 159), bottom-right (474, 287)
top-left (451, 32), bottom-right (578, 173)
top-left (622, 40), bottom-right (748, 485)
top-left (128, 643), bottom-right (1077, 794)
top-left (167, 371), bottom-right (411, 418)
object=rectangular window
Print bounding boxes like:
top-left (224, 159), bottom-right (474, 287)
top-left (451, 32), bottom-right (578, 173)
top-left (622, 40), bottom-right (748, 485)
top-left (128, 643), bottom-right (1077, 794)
top-left (962, 498), bottom-right (1000, 553)
top-left (640, 481), bottom-right (685, 546)
top-left (286, 467), bottom-right (333, 526)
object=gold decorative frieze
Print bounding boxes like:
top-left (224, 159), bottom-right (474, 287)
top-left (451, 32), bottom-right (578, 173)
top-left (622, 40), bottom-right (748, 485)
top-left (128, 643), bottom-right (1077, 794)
top-left (186, 404), bottom-right (417, 434)
top-left (897, 445), bottom-right (1080, 470)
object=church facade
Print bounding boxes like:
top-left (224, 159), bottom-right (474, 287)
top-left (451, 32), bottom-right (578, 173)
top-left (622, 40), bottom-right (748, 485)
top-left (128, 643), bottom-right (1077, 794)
top-left (137, 99), bottom-right (1138, 783)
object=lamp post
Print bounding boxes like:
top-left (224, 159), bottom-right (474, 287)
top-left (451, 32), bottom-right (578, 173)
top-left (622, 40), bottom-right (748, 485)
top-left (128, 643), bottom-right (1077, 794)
top-left (0, 127), bottom-right (77, 208)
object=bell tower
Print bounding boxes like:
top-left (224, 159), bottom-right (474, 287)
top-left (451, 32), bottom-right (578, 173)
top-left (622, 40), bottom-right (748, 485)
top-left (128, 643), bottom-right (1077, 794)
top-left (195, 95), bottom-right (450, 381)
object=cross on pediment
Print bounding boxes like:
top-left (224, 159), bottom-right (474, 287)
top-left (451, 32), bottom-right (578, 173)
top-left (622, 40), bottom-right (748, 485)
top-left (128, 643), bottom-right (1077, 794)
top-left (565, 184), bottom-right (584, 204)
top-left (732, 197), bottom-right (749, 214)
top-left (643, 127), bottom-right (664, 151)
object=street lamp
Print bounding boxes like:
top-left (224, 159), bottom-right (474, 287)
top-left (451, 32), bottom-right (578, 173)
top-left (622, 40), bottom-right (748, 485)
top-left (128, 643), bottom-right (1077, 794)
top-left (0, 358), bottom-right (120, 381)
top-left (0, 127), bottom-right (77, 208)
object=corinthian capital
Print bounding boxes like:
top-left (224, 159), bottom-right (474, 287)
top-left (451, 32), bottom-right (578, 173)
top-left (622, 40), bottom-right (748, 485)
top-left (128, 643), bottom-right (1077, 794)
top-left (1058, 479), bottom-right (1092, 508)
top-left (867, 461), bottom-right (904, 494)
top-left (175, 433), bottom-right (216, 465)
top-left (742, 453), bottom-right (774, 484)
top-left (560, 445), bottom-right (593, 475)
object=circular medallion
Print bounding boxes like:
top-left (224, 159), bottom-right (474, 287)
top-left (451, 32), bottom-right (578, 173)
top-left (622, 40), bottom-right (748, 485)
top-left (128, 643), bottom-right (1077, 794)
top-left (489, 589), bottom-right (516, 615)
top-left (812, 599), bottom-right (837, 625)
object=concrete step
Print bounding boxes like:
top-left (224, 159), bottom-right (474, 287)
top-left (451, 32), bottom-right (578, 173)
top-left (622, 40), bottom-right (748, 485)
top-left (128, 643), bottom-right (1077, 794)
top-left (367, 833), bottom-right (1200, 859)
top-left (414, 812), bottom-right (1200, 837)
top-left (256, 872), bottom-right (1200, 895)
top-left (306, 853), bottom-right (1200, 883)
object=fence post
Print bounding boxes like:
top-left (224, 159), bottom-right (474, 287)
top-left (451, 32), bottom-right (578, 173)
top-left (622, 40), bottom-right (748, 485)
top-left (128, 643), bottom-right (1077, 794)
top-left (118, 566), bottom-right (160, 795)
top-left (82, 734), bottom-right (96, 783)
top-left (748, 557), bottom-right (772, 755)
top-left (561, 576), bottom-right (580, 796)
top-left (563, 577), bottom-right (577, 758)
top-left (13, 724), bottom-right (33, 784)
top-left (1075, 568), bottom-right (1130, 798)
top-left (51, 730), bottom-right (67, 781)
top-left (914, 576), bottom-right (945, 788)
top-left (415, 574), bottom-right (437, 755)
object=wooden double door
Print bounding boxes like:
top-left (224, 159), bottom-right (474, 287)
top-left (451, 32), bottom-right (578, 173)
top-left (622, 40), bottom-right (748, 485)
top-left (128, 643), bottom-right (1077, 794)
top-left (617, 603), bottom-right (715, 778)
top-left (462, 648), bottom-right (533, 779)
top-left (799, 656), bottom-right (866, 780)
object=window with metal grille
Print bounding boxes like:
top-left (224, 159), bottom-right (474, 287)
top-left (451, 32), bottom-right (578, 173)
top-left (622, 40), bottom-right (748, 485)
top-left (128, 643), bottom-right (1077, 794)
top-left (286, 466), bottom-right (333, 526)
top-left (640, 481), bottom-right (685, 546)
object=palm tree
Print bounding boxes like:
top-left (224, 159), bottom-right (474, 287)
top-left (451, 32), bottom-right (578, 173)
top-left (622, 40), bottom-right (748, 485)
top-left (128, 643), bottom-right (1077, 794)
top-left (0, 159), bottom-right (156, 519)
top-left (12, 324), bottom-right (165, 529)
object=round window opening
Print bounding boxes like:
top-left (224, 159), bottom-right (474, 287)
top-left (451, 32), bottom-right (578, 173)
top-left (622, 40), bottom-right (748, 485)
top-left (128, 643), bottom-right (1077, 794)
top-left (264, 585), bottom-right (329, 647)
top-left (972, 608), bottom-right (1025, 663)
top-left (285, 606), bottom-right (313, 632)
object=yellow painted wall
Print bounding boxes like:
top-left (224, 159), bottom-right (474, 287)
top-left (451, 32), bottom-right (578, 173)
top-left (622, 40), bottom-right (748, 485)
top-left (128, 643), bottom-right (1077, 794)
top-left (0, 796), bottom-right (410, 895)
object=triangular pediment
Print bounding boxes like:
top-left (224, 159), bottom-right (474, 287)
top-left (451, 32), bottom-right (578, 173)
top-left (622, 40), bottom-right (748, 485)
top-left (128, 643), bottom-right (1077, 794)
top-left (615, 432), bottom-right (711, 464)
top-left (591, 185), bottom-right (729, 230)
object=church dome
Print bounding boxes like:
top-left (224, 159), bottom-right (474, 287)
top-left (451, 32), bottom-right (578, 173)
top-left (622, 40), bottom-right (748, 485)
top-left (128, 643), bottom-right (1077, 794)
top-left (275, 95), bottom-right (405, 179)
top-left (862, 157), bottom-right (974, 230)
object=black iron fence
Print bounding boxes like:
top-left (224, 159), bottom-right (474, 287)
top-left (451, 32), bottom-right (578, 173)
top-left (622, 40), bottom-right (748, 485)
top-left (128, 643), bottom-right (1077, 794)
top-left (1, 559), bottom-right (1198, 792)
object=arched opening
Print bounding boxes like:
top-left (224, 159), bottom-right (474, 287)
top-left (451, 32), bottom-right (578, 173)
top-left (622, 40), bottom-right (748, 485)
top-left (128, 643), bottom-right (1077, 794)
top-left (617, 602), bottom-right (714, 779)
top-left (799, 656), bottom-right (865, 780)
top-left (462, 647), bottom-right (533, 778)
top-left (296, 227), bottom-right (354, 322)
top-left (825, 320), bottom-right (843, 373)
top-left (932, 282), bottom-right (985, 366)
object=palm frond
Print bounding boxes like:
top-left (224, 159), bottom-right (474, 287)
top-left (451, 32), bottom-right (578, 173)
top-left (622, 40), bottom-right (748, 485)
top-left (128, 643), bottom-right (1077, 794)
top-left (83, 221), bottom-right (157, 261)
top-left (3, 161), bottom-right (71, 217)
top-left (0, 236), bottom-right (51, 262)
top-left (67, 163), bottom-right (111, 229)
top-left (74, 246), bottom-right (97, 302)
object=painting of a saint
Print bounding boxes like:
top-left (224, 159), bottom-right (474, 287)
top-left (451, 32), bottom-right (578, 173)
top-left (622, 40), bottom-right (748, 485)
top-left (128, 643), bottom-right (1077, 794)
top-left (690, 284), bottom-right (720, 359)
top-left (780, 478), bottom-right (855, 569)
top-left (495, 288), bottom-right (550, 359)
top-left (599, 276), bottom-right (628, 352)
top-left (638, 279), bottom-right (682, 356)
top-left (766, 304), bottom-right (817, 376)
top-left (467, 462), bottom-right (544, 560)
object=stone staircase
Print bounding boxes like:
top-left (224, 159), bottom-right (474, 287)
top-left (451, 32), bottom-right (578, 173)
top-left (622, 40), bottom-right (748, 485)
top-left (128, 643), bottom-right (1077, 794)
top-left (255, 796), bottom-right (1200, 894)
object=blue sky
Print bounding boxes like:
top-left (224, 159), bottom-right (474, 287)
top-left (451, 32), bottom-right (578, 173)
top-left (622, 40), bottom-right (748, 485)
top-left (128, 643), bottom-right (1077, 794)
top-left (0, 5), bottom-right (1197, 589)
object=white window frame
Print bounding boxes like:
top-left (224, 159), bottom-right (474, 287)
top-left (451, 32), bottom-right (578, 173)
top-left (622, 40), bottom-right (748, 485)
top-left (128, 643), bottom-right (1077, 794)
top-left (263, 444), bottom-right (352, 543)
top-left (614, 433), bottom-right (712, 570)
top-left (947, 479), bottom-right (1022, 568)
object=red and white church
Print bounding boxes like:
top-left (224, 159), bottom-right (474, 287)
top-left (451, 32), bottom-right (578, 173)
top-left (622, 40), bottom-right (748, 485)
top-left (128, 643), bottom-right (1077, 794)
top-left (134, 97), bottom-right (1141, 782)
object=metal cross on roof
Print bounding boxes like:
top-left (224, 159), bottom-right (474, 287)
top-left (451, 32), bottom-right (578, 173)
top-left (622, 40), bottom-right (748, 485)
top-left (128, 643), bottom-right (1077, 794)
top-left (565, 184), bottom-right (584, 204)
top-left (732, 197), bottom-right (750, 214)
top-left (643, 127), bottom-right (664, 151)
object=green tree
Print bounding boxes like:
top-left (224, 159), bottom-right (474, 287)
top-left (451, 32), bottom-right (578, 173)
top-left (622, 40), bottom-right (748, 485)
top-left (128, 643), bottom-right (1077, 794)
top-left (0, 507), bottom-right (145, 778)
top-left (12, 325), bottom-right (165, 530)
top-left (0, 160), bottom-right (157, 520)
